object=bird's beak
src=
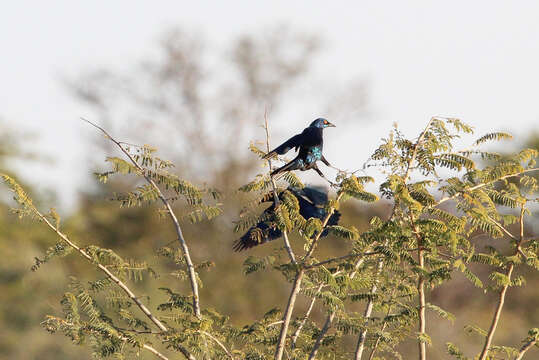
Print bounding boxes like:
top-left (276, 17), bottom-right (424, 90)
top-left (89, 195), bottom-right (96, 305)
top-left (327, 122), bottom-right (336, 128)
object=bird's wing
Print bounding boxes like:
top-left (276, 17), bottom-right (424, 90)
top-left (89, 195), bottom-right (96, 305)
top-left (301, 186), bottom-right (329, 205)
top-left (263, 132), bottom-right (304, 159)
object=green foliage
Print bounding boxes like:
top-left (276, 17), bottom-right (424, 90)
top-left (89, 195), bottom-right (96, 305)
top-left (446, 342), bottom-right (469, 360)
top-left (3, 118), bottom-right (539, 360)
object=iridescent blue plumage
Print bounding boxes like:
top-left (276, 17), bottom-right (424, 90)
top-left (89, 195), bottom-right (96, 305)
top-left (262, 118), bottom-right (335, 180)
top-left (233, 186), bottom-right (341, 251)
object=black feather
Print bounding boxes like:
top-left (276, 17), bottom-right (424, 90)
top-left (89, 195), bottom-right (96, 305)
top-left (262, 119), bottom-right (335, 180)
top-left (233, 186), bottom-right (341, 251)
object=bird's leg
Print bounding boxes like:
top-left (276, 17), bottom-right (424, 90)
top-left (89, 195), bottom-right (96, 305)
top-left (321, 155), bottom-right (331, 167)
top-left (322, 155), bottom-right (348, 174)
top-left (313, 164), bottom-right (337, 188)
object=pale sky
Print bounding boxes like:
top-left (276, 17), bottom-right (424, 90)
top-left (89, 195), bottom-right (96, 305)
top-left (2, 1), bottom-right (539, 210)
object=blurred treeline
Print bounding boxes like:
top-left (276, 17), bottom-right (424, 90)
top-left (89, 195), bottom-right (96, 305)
top-left (1, 28), bottom-right (538, 359)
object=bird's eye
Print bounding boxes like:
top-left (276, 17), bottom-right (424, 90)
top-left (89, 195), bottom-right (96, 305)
top-left (323, 120), bottom-right (328, 124)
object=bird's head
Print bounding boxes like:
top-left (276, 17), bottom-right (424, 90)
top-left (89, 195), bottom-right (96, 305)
top-left (310, 118), bottom-right (336, 128)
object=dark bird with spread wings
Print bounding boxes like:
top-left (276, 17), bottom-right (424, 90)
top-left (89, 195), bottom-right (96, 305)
top-left (233, 186), bottom-right (341, 251)
top-left (263, 118), bottom-right (335, 181)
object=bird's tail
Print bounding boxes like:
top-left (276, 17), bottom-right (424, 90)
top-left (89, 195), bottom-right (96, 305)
top-left (270, 160), bottom-right (299, 176)
top-left (233, 225), bottom-right (281, 251)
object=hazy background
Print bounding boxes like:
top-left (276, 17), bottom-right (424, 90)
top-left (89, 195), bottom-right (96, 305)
top-left (1, 2), bottom-right (539, 359)
top-left (3, 1), bottom-right (539, 210)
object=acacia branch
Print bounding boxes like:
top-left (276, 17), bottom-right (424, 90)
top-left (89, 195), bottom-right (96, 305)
top-left (140, 342), bottom-right (170, 360)
top-left (266, 112), bottom-right (302, 360)
top-left (404, 117), bottom-right (435, 183)
top-left (279, 192), bottom-right (345, 359)
top-left (38, 211), bottom-right (167, 331)
top-left (305, 251), bottom-right (380, 269)
top-left (515, 336), bottom-right (538, 360)
top-left (303, 192), bottom-right (344, 261)
top-left (291, 284), bottom-right (323, 349)
top-left (478, 205), bottom-right (526, 360)
top-left (478, 264), bottom-right (515, 360)
top-left (264, 111), bottom-right (297, 264)
top-left (306, 248), bottom-right (421, 270)
top-left (3, 173), bottom-right (197, 359)
top-left (275, 270), bottom-right (305, 360)
top-left (367, 285), bottom-right (400, 360)
top-left (436, 168), bottom-right (539, 207)
top-left (199, 331), bottom-right (234, 359)
top-left (356, 119), bottom-right (436, 360)
top-left (408, 216), bottom-right (427, 360)
top-left (266, 111), bottom-right (344, 359)
top-left (310, 255), bottom-right (368, 360)
top-left (354, 255), bottom-right (384, 360)
top-left (35, 209), bottom-right (196, 360)
top-left (83, 118), bottom-right (202, 319)
top-left (417, 246), bottom-right (427, 360)
top-left (308, 312), bottom-right (335, 360)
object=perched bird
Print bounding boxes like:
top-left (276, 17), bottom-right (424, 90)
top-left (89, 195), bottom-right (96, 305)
top-left (263, 118), bottom-right (336, 181)
top-left (233, 186), bottom-right (341, 251)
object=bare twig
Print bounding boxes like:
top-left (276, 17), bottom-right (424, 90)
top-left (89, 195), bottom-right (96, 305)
top-left (264, 111), bottom-right (297, 264)
top-left (82, 118), bottom-right (202, 319)
top-left (140, 342), bottom-right (170, 360)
